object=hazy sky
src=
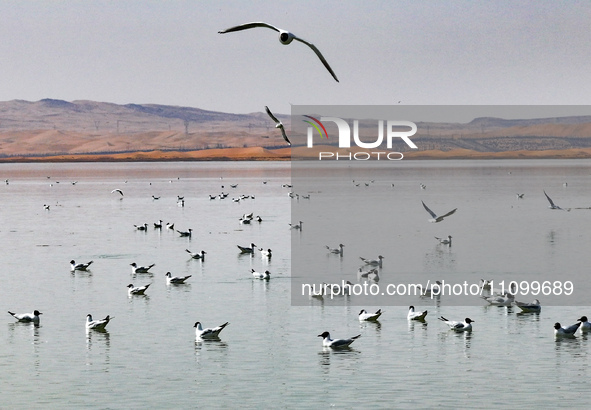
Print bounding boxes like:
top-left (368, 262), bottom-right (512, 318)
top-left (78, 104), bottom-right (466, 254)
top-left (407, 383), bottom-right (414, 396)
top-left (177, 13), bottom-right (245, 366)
top-left (1, 1), bottom-right (590, 114)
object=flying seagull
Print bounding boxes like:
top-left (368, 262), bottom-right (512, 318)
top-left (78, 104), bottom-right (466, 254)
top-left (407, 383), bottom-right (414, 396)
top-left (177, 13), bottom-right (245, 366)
top-left (265, 106), bottom-right (290, 145)
top-left (111, 189), bottom-right (124, 197)
top-left (543, 190), bottom-right (569, 211)
top-left (218, 22), bottom-right (339, 82)
top-left (422, 201), bottom-right (457, 223)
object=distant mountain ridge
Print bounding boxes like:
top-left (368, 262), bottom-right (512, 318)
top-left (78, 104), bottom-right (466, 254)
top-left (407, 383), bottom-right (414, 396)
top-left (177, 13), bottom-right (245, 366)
top-left (0, 99), bottom-right (590, 157)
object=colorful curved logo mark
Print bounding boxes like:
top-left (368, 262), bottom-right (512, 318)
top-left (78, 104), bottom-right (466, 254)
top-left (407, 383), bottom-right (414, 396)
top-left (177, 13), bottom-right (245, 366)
top-left (303, 115), bottom-right (328, 139)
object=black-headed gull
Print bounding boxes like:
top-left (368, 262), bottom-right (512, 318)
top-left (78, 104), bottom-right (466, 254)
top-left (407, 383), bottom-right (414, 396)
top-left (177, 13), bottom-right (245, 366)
top-left (8, 310), bottom-right (42, 323)
top-left (219, 22), bottom-right (339, 82)
top-left (318, 331), bottom-right (360, 349)
top-left (166, 222), bottom-right (175, 230)
top-left (127, 283), bottom-right (150, 296)
top-left (554, 321), bottom-right (580, 337)
top-left (418, 281), bottom-right (442, 297)
top-left (177, 228), bottom-right (192, 237)
top-left (130, 263), bottom-right (155, 274)
top-left (186, 249), bottom-right (206, 260)
top-left (237, 243), bottom-right (256, 254)
top-left (134, 223), bottom-right (148, 231)
top-left (194, 321), bottom-right (229, 339)
top-left (165, 272), bottom-right (191, 284)
top-left (544, 190), bottom-right (570, 211)
top-left (422, 201), bottom-right (457, 223)
top-left (439, 316), bottom-right (474, 332)
top-left (258, 248), bottom-right (272, 258)
top-left (86, 314), bottom-right (112, 331)
top-left (71, 260), bottom-right (93, 271)
top-left (359, 255), bottom-right (384, 267)
top-left (289, 221), bottom-right (303, 230)
top-left (407, 306), bottom-right (428, 321)
top-left (326, 244), bottom-right (344, 255)
top-left (251, 269), bottom-right (271, 280)
top-left (435, 235), bottom-right (452, 245)
top-left (513, 299), bottom-right (541, 313)
top-left (265, 106), bottom-right (291, 145)
top-left (578, 316), bottom-right (591, 333)
top-left (154, 220), bottom-right (163, 229)
top-left (358, 309), bottom-right (383, 322)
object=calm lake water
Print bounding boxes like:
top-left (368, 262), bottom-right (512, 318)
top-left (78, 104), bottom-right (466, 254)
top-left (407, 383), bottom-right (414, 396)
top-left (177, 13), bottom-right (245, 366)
top-left (1, 160), bottom-right (590, 408)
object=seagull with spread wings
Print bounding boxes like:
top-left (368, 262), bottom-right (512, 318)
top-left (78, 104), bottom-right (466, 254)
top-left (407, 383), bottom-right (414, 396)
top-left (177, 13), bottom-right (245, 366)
top-left (218, 22), bottom-right (339, 82)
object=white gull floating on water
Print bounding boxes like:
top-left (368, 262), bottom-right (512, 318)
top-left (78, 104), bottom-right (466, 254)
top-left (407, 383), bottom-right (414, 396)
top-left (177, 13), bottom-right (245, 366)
top-left (554, 321), bottom-right (580, 337)
top-left (8, 310), bottom-right (42, 323)
top-left (165, 272), bottom-right (192, 284)
top-left (127, 283), bottom-right (150, 296)
top-left (251, 269), bottom-right (271, 280)
top-left (359, 255), bottom-right (384, 267)
top-left (318, 331), bottom-right (360, 349)
top-left (578, 316), bottom-right (591, 333)
top-left (513, 299), bottom-right (541, 313)
top-left (435, 235), bottom-right (452, 245)
top-left (439, 316), bottom-right (474, 332)
top-left (186, 249), bottom-right (206, 260)
top-left (130, 263), bottom-right (155, 274)
top-left (358, 309), bottom-right (383, 322)
top-left (407, 306), bottom-right (428, 321)
top-left (86, 314), bottom-right (112, 331)
top-left (194, 321), bottom-right (229, 339)
top-left (70, 260), bottom-right (93, 271)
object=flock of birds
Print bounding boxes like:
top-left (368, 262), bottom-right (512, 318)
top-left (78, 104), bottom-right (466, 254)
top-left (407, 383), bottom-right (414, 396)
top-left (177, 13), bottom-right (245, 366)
top-left (5, 175), bottom-right (591, 351)
top-left (5, 21), bottom-right (588, 348)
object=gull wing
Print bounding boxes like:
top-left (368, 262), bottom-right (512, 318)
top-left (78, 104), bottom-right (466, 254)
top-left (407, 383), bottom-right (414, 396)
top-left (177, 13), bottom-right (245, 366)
top-left (422, 201), bottom-right (437, 219)
top-left (218, 22), bottom-right (280, 34)
top-left (564, 322), bottom-right (581, 334)
top-left (293, 36), bottom-right (339, 82)
top-left (543, 190), bottom-right (556, 207)
top-left (265, 106), bottom-right (280, 124)
top-left (439, 208), bottom-right (457, 220)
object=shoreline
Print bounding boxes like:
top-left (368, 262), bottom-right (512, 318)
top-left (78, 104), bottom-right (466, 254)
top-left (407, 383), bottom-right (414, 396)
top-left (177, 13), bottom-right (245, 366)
top-left (1, 146), bottom-right (591, 162)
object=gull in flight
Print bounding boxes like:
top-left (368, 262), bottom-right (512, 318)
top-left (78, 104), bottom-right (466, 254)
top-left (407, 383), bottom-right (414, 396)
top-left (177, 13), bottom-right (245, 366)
top-left (194, 321), bottom-right (229, 339)
top-left (8, 310), bottom-right (42, 323)
top-left (439, 316), bottom-right (474, 332)
top-left (111, 189), bottom-right (123, 196)
top-left (219, 22), bottom-right (339, 82)
top-left (554, 321), bottom-right (580, 337)
top-left (358, 309), bottom-right (383, 322)
top-left (543, 190), bottom-right (569, 211)
top-left (86, 314), bottom-right (112, 331)
top-left (422, 201), bottom-right (457, 223)
top-left (318, 331), bottom-right (360, 349)
top-left (265, 106), bottom-right (291, 145)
